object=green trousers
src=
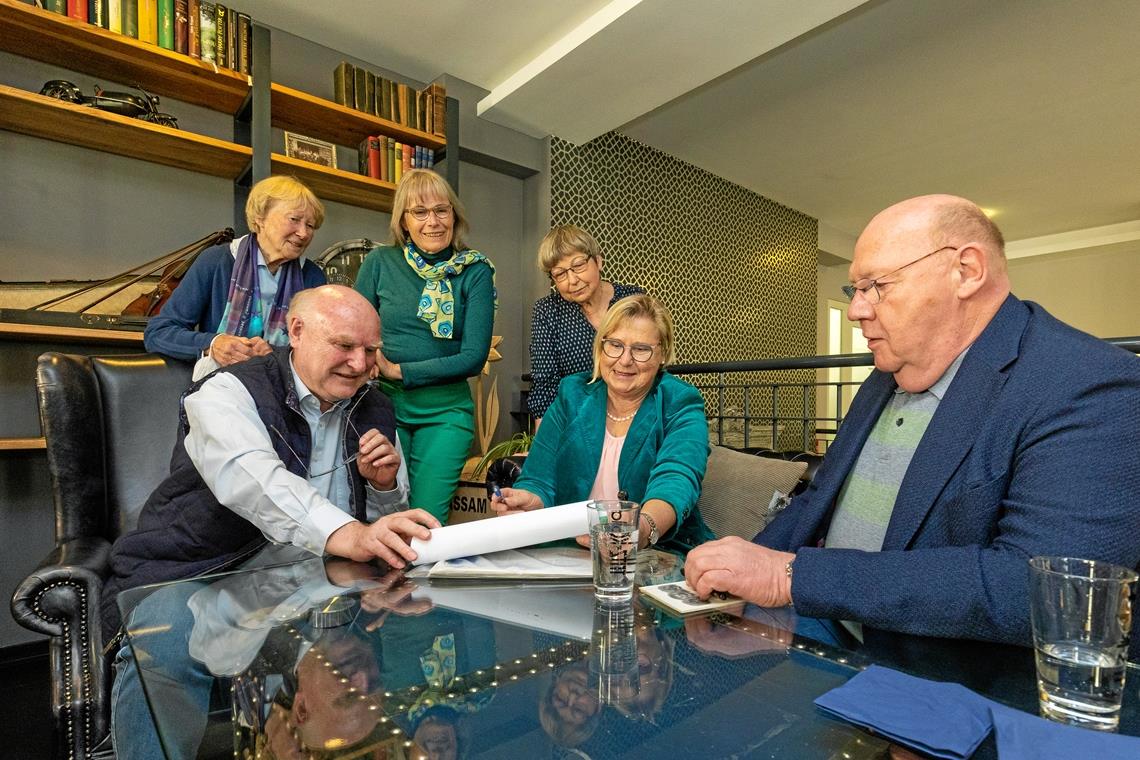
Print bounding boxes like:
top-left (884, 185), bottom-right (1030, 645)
top-left (378, 378), bottom-right (474, 523)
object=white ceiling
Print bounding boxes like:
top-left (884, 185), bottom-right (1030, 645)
top-left (239, 0), bottom-right (1140, 257)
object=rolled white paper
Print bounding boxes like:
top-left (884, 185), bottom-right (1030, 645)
top-left (410, 501), bottom-right (591, 566)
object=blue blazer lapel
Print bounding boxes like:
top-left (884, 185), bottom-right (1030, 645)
top-left (881, 296), bottom-right (1027, 550)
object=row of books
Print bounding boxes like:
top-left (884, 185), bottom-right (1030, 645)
top-left (358, 136), bottom-right (436, 184)
top-left (334, 62), bottom-right (446, 137)
top-left (38, 0), bottom-right (252, 74)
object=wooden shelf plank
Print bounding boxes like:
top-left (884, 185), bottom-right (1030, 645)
top-left (0, 321), bottom-right (145, 344)
top-left (271, 153), bottom-right (395, 213)
top-left (271, 83), bottom-right (446, 151)
top-left (0, 437), bottom-right (46, 451)
top-left (0, 0), bottom-right (249, 113)
top-left (0, 84), bottom-right (252, 178)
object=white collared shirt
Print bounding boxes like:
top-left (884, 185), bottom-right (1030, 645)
top-left (183, 360), bottom-right (409, 556)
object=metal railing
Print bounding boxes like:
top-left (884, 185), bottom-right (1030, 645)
top-left (667, 336), bottom-right (1140, 455)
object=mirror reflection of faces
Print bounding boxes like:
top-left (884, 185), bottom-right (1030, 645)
top-left (292, 633), bottom-right (383, 752)
top-left (411, 713), bottom-right (460, 760)
top-left (541, 663), bottom-right (602, 747)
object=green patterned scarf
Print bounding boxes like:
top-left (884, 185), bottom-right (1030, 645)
top-left (402, 242), bottom-right (498, 339)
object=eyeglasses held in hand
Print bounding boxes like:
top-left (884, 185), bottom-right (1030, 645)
top-left (549, 255), bottom-right (593, 283)
top-left (405, 204), bottom-right (453, 222)
top-left (602, 339), bottom-right (658, 363)
top-left (269, 389), bottom-right (370, 479)
top-left (841, 245), bottom-right (959, 304)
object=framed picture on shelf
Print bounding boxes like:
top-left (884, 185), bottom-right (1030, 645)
top-left (284, 132), bottom-right (337, 169)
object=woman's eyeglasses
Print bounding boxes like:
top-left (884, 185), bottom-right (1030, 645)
top-left (549, 256), bottom-right (593, 283)
top-left (405, 204), bottom-right (453, 221)
top-left (601, 339), bottom-right (658, 363)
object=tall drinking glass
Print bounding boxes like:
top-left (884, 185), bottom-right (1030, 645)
top-left (587, 600), bottom-right (639, 705)
top-left (587, 500), bottom-right (640, 602)
top-left (1029, 556), bottom-right (1138, 731)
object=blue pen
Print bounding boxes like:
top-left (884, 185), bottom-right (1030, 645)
top-left (491, 484), bottom-right (503, 500)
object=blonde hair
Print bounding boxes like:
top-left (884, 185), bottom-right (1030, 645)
top-left (389, 169), bottom-right (469, 251)
top-left (590, 293), bottom-right (676, 382)
top-left (537, 224), bottom-right (602, 273)
top-left (245, 175), bottom-right (325, 231)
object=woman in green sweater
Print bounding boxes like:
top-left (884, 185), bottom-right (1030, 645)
top-left (354, 169), bottom-right (496, 522)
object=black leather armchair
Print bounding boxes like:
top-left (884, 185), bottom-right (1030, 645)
top-left (10, 353), bottom-right (192, 760)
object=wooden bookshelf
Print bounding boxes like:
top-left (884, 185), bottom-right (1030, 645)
top-left (0, 320), bottom-right (146, 344)
top-left (271, 83), bottom-right (446, 152)
top-left (0, 0), bottom-right (249, 113)
top-left (271, 153), bottom-right (396, 212)
top-left (0, 84), bottom-right (252, 177)
top-left (0, 437), bottom-right (46, 451)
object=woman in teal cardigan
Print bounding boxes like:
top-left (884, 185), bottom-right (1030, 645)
top-left (494, 294), bottom-right (712, 555)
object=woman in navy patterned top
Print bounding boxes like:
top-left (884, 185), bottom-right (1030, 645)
top-left (528, 225), bottom-right (645, 424)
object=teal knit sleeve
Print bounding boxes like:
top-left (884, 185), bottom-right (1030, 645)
top-left (400, 261), bottom-right (495, 389)
top-left (642, 380), bottom-right (710, 528)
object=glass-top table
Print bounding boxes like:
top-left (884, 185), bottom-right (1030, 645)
top-left (117, 544), bottom-right (1139, 759)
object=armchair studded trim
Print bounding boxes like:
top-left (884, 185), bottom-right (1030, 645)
top-left (9, 352), bottom-right (192, 760)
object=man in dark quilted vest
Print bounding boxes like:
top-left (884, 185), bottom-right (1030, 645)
top-left (106, 284), bottom-right (439, 759)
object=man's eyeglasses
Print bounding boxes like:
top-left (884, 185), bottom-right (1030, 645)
top-left (841, 245), bottom-right (959, 304)
top-left (601, 339), bottom-right (658, 363)
top-left (270, 389), bottom-right (369, 479)
top-left (550, 255), bottom-right (593, 283)
top-left (405, 204), bottom-right (453, 222)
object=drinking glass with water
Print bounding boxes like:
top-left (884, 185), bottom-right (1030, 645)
top-left (588, 500), bottom-right (640, 602)
top-left (1029, 556), bottom-right (1138, 731)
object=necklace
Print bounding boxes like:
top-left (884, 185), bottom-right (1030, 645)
top-left (606, 406), bottom-right (640, 423)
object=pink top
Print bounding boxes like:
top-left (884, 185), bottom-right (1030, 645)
top-left (589, 430), bottom-right (626, 501)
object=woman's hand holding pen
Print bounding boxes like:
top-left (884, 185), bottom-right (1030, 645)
top-left (489, 486), bottom-right (543, 515)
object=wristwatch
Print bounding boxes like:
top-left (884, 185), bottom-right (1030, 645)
top-left (641, 513), bottom-right (660, 547)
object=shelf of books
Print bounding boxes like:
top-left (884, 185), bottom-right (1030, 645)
top-left (271, 153), bottom-right (396, 213)
top-left (271, 83), bottom-right (445, 154)
top-left (0, 0), bottom-right (250, 113)
top-left (0, 84), bottom-right (252, 177)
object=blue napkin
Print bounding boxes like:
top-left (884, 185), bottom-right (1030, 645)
top-left (813, 665), bottom-right (993, 759)
top-left (991, 703), bottom-right (1140, 760)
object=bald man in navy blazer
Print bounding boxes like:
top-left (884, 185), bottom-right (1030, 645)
top-left (686, 194), bottom-right (1140, 645)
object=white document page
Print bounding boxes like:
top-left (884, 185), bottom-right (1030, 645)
top-left (409, 501), bottom-right (590, 565)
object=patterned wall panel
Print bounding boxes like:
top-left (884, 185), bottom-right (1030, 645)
top-left (550, 132), bottom-right (820, 448)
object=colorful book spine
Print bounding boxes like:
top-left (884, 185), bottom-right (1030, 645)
top-left (67, 0), bottom-right (87, 23)
top-left (236, 12), bottom-right (250, 74)
top-left (428, 83), bottom-right (447, 138)
top-left (353, 67), bottom-right (369, 112)
top-left (225, 6), bottom-right (235, 69)
top-left (378, 136), bottom-right (388, 182)
top-left (198, 2), bottom-right (216, 63)
top-left (138, 0), bottom-right (157, 43)
top-left (363, 136), bottom-right (380, 179)
top-left (44, 1), bottom-right (67, 15)
top-left (89, 0), bottom-right (108, 28)
top-left (426, 148), bottom-right (434, 168)
top-left (332, 62), bottom-right (354, 107)
top-left (214, 3), bottom-right (227, 67)
top-left (402, 143), bottom-right (412, 174)
top-left (122, 0), bottom-right (138, 36)
top-left (109, 0), bottom-right (121, 32)
top-left (378, 76), bottom-right (392, 120)
top-left (157, 0), bottom-right (173, 49)
top-left (188, 0), bottom-right (199, 57)
top-left (392, 141), bottom-right (402, 183)
top-left (173, 0), bottom-right (188, 54)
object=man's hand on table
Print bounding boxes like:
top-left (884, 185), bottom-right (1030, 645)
top-left (325, 509), bottom-right (439, 567)
top-left (685, 536), bottom-right (796, 608)
top-left (685, 615), bottom-right (793, 658)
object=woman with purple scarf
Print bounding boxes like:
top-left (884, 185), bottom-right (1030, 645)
top-left (144, 176), bottom-right (328, 379)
